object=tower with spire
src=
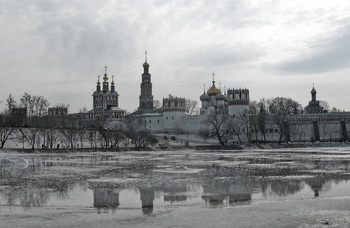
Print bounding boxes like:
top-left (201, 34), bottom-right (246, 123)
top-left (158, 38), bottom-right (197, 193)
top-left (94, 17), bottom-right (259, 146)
top-left (305, 85), bottom-right (325, 114)
top-left (139, 51), bottom-right (154, 110)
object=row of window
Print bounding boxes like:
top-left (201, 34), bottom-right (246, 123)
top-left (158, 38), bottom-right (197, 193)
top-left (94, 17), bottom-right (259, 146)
top-left (144, 116), bottom-right (176, 124)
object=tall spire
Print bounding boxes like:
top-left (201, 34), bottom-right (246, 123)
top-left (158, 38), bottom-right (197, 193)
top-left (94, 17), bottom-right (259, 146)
top-left (96, 75), bottom-right (101, 92)
top-left (207, 72), bottom-right (220, 96)
top-left (103, 65), bottom-right (108, 82)
top-left (111, 75), bottom-right (115, 92)
top-left (139, 51), bottom-right (153, 110)
top-left (102, 65), bottom-right (109, 92)
top-left (311, 83), bottom-right (317, 102)
top-left (143, 51), bottom-right (150, 73)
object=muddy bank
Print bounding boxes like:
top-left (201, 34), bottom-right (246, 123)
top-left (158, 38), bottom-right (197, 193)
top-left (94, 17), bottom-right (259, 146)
top-left (1, 141), bottom-right (349, 154)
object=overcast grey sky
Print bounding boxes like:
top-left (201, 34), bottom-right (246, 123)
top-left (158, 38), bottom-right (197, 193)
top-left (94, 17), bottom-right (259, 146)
top-left (1, 0), bottom-right (350, 113)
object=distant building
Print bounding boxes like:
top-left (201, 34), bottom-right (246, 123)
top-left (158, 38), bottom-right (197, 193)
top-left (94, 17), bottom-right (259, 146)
top-left (124, 56), bottom-right (251, 134)
top-left (89, 65), bottom-right (126, 120)
top-left (48, 106), bottom-right (68, 116)
top-left (305, 86), bottom-right (325, 114)
top-left (86, 54), bottom-right (251, 136)
top-left (11, 107), bottom-right (27, 117)
top-left (139, 52), bottom-right (154, 111)
top-left (200, 75), bottom-right (249, 116)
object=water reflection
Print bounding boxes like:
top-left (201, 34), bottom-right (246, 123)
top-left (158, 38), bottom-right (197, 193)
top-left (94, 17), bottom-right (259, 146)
top-left (140, 187), bottom-right (155, 214)
top-left (93, 189), bottom-right (120, 213)
top-left (0, 174), bottom-right (349, 213)
top-left (0, 152), bottom-right (350, 214)
top-left (202, 180), bottom-right (251, 206)
top-left (0, 183), bottom-right (50, 208)
top-left (305, 176), bottom-right (327, 198)
top-left (163, 185), bottom-right (188, 203)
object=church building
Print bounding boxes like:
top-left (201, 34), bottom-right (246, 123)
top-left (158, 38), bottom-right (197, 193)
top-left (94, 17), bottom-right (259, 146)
top-left (89, 66), bottom-right (126, 120)
top-left (305, 85), bottom-right (325, 114)
top-left (200, 74), bottom-right (250, 116)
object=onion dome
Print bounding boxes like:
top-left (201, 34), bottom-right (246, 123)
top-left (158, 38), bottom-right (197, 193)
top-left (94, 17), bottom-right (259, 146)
top-left (200, 92), bottom-right (210, 101)
top-left (207, 81), bottom-right (220, 96)
top-left (311, 86), bottom-right (317, 94)
top-left (143, 61), bottom-right (149, 67)
top-left (143, 51), bottom-right (149, 67)
top-left (216, 92), bottom-right (225, 100)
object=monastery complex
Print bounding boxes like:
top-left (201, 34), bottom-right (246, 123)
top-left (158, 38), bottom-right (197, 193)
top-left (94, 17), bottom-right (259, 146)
top-left (86, 55), bottom-right (350, 143)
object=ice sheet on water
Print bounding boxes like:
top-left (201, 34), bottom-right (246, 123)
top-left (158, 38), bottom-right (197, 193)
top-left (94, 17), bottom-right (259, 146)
top-left (153, 165), bottom-right (204, 174)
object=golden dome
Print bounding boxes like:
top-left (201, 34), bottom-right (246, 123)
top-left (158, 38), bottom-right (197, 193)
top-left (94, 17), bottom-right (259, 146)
top-left (311, 87), bottom-right (317, 94)
top-left (207, 81), bottom-right (220, 96)
top-left (143, 61), bottom-right (149, 67)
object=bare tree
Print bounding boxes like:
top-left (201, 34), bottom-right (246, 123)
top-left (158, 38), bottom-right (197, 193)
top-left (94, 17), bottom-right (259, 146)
top-left (331, 107), bottom-right (342, 113)
top-left (198, 128), bottom-right (210, 143)
top-left (248, 101), bottom-right (259, 142)
top-left (153, 100), bottom-right (161, 109)
top-left (19, 127), bottom-right (39, 150)
top-left (20, 93), bottom-right (32, 116)
top-left (46, 128), bottom-right (60, 149)
top-left (125, 116), bottom-right (158, 148)
top-left (185, 99), bottom-right (199, 115)
top-left (229, 118), bottom-right (244, 144)
top-left (269, 97), bottom-right (302, 144)
top-left (33, 96), bottom-right (49, 117)
top-left (6, 94), bottom-right (17, 114)
top-left (202, 114), bottom-right (235, 146)
top-left (79, 107), bottom-right (88, 113)
top-left (237, 110), bottom-right (251, 144)
top-left (59, 115), bottom-right (80, 149)
top-left (19, 93), bottom-right (49, 117)
top-left (86, 130), bottom-right (97, 148)
top-left (111, 127), bottom-right (126, 148)
top-left (0, 114), bottom-right (13, 148)
top-left (258, 102), bottom-right (267, 143)
top-left (319, 100), bottom-right (329, 112)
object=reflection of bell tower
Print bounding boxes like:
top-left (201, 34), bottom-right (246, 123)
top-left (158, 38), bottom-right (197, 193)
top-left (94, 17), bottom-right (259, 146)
top-left (139, 51), bottom-right (154, 110)
top-left (140, 187), bottom-right (154, 214)
top-left (305, 177), bottom-right (326, 198)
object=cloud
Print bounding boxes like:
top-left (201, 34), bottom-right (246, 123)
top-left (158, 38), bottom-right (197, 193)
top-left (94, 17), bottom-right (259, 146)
top-left (275, 23), bottom-right (350, 74)
top-left (2, 0), bottom-right (350, 113)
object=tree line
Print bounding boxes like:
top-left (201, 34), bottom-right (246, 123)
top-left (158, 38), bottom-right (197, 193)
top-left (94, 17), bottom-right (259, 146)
top-left (0, 93), bottom-right (158, 150)
top-left (200, 96), bottom-right (341, 146)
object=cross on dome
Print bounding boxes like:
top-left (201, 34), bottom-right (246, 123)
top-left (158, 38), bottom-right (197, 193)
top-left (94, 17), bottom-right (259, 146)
top-left (104, 65), bottom-right (108, 74)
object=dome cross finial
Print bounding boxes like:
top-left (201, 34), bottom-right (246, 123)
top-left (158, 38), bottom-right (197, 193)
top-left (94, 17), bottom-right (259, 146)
top-left (111, 75), bottom-right (115, 85)
top-left (104, 65), bottom-right (108, 74)
top-left (145, 50), bottom-right (148, 62)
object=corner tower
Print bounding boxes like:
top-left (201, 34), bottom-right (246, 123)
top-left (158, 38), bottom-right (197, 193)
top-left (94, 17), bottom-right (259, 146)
top-left (139, 51), bottom-right (154, 110)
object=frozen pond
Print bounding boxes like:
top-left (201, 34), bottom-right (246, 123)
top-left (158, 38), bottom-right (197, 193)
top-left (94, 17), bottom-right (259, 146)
top-left (0, 147), bottom-right (350, 227)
